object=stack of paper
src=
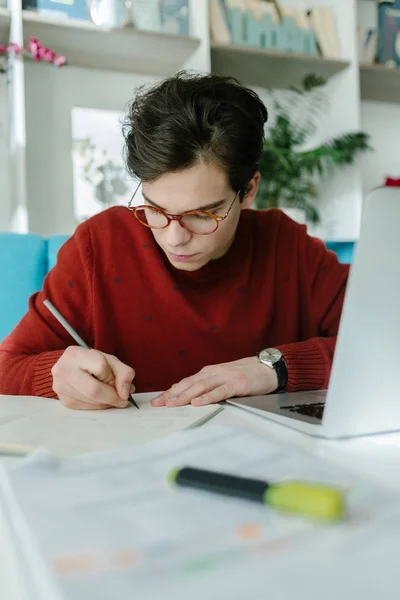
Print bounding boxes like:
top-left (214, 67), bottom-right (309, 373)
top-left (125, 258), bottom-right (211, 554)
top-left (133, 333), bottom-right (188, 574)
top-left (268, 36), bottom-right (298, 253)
top-left (1, 425), bottom-right (400, 599)
top-left (0, 393), bottom-right (222, 456)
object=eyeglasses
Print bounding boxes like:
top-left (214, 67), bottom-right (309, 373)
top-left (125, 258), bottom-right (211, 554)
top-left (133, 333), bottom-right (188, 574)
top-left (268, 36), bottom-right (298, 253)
top-left (128, 184), bottom-right (240, 235)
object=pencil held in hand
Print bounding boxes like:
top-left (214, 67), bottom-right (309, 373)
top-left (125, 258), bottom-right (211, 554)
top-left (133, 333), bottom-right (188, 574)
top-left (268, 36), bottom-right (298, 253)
top-left (43, 299), bottom-right (139, 409)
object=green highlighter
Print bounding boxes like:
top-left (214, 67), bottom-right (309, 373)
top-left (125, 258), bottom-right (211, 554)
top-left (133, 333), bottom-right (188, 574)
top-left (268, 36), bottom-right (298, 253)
top-left (168, 467), bottom-right (345, 522)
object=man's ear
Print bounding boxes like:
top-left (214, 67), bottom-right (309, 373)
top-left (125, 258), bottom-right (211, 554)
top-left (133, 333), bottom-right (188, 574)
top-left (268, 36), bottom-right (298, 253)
top-left (241, 172), bottom-right (260, 209)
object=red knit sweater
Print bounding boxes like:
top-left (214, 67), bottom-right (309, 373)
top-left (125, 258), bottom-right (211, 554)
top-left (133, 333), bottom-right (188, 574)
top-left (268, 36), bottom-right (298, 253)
top-left (0, 207), bottom-right (349, 398)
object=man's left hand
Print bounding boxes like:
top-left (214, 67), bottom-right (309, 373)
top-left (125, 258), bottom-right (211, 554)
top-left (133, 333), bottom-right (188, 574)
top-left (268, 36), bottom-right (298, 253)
top-left (151, 357), bottom-right (279, 407)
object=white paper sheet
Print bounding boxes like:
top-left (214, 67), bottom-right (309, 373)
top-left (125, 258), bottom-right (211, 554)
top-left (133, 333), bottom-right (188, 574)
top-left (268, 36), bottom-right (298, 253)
top-left (1, 425), bottom-right (400, 600)
top-left (0, 394), bottom-right (222, 456)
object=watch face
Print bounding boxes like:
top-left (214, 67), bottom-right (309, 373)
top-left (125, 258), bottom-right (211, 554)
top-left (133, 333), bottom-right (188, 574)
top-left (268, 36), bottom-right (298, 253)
top-left (259, 348), bottom-right (282, 365)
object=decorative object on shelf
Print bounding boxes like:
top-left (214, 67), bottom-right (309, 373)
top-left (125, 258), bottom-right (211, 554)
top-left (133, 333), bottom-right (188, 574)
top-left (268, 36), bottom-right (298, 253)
top-left (384, 176), bottom-right (400, 186)
top-left (160, 0), bottom-right (189, 36)
top-left (89, 0), bottom-right (132, 28)
top-left (358, 27), bottom-right (378, 64)
top-left (210, 0), bottom-right (318, 56)
top-left (22, 0), bottom-right (89, 21)
top-left (71, 108), bottom-right (137, 223)
top-left (131, 0), bottom-right (162, 32)
top-left (378, 0), bottom-right (400, 67)
top-left (256, 75), bottom-right (371, 224)
top-left (0, 37), bottom-right (67, 73)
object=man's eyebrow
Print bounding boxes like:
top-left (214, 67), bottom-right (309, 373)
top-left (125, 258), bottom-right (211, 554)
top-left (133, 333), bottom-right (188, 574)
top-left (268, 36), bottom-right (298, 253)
top-left (142, 193), bottom-right (227, 213)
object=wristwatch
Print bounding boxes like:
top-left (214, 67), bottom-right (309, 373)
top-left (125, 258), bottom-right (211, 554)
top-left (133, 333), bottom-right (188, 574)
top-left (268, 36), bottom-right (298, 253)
top-left (257, 348), bottom-right (288, 391)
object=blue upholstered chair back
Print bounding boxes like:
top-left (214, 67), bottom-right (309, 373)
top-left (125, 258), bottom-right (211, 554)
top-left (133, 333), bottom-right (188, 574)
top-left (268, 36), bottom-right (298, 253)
top-left (0, 234), bottom-right (69, 341)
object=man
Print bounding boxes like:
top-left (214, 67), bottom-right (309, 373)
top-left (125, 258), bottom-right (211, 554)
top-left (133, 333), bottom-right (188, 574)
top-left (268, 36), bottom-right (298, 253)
top-left (0, 72), bottom-right (349, 411)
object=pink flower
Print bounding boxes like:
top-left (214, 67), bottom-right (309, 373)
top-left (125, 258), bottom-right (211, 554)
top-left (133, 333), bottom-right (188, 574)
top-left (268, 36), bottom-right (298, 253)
top-left (54, 54), bottom-right (67, 67)
top-left (27, 37), bottom-right (39, 52)
top-left (43, 48), bottom-right (56, 64)
top-left (7, 43), bottom-right (24, 55)
top-left (28, 37), bottom-right (44, 61)
top-left (2, 36), bottom-right (68, 67)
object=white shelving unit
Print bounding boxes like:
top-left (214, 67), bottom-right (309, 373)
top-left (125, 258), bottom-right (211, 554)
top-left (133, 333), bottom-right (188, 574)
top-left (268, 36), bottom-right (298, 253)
top-left (360, 63), bottom-right (400, 103)
top-left (210, 43), bottom-right (350, 89)
top-left (21, 10), bottom-right (201, 76)
top-left (0, 0), bottom-right (398, 240)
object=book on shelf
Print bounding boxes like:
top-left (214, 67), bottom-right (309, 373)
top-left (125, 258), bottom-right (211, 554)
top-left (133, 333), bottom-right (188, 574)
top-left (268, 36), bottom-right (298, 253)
top-left (209, 0), bottom-right (232, 43)
top-left (22, 0), bottom-right (89, 20)
top-left (307, 7), bottom-right (341, 59)
top-left (358, 27), bottom-right (378, 65)
top-left (377, 0), bottom-right (400, 67)
top-left (209, 0), bottom-right (319, 55)
top-left (246, 0), bottom-right (278, 21)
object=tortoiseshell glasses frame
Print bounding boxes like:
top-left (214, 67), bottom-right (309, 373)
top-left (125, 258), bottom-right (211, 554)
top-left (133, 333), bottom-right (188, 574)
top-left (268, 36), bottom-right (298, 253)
top-left (127, 183), bottom-right (240, 235)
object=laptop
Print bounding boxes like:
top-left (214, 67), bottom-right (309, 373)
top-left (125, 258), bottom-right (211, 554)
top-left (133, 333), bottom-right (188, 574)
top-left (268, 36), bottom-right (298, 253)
top-left (227, 187), bottom-right (400, 438)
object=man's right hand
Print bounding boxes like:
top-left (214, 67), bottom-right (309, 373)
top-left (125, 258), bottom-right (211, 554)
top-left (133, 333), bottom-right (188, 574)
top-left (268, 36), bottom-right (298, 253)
top-left (52, 346), bottom-right (136, 410)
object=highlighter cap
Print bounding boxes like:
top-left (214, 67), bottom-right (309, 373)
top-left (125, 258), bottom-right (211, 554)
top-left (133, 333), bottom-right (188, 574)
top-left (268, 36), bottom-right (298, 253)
top-left (167, 467), bottom-right (181, 486)
top-left (265, 481), bottom-right (345, 521)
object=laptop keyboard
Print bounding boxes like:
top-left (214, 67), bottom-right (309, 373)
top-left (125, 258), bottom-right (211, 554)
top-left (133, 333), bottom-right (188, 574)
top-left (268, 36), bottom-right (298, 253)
top-left (280, 402), bottom-right (325, 420)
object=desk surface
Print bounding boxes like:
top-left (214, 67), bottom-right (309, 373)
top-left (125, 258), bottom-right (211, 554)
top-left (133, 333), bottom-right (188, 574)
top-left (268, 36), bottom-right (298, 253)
top-left (2, 400), bottom-right (400, 600)
top-left (215, 404), bottom-right (400, 493)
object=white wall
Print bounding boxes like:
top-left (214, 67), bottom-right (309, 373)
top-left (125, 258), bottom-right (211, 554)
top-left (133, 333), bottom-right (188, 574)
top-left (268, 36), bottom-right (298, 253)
top-left (0, 80), bottom-right (10, 231)
top-left (360, 101), bottom-right (400, 194)
top-left (357, 0), bottom-right (400, 196)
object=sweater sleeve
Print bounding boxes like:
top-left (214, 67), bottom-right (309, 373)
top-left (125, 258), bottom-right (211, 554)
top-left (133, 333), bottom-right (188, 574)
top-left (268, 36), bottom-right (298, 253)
top-left (0, 221), bottom-right (94, 398)
top-left (276, 232), bottom-right (350, 392)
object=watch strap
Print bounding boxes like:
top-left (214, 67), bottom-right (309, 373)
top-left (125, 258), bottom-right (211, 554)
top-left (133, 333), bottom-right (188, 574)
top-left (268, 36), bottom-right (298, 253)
top-left (274, 358), bottom-right (288, 391)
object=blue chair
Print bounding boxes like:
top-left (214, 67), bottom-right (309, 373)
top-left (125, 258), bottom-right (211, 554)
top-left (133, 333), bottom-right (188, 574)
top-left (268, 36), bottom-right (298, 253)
top-left (0, 233), bottom-right (69, 341)
top-left (325, 241), bottom-right (355, 264)
top-left (0, 233), bottom-right (355, 342)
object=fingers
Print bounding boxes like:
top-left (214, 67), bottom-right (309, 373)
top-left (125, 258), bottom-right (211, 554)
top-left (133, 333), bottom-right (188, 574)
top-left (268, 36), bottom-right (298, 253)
top-left (103, 353), bottom-right (136, 401)
top-left (56, 368), bottom-right (130, 409)
top-left (152, 374), bottom-right (229, 407)
top-left (52, 346), bottom-right (135, 410)
top-left (151, 373), bottom-right (209, 407)
top-left (191, 385), bottom-right (232, 406)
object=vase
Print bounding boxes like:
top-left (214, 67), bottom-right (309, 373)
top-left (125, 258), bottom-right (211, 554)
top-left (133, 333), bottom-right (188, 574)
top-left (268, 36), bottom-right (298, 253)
top-left (89, 0), bottom-right (131, 27)
top-left (280, 207), bottom-right (306, 224)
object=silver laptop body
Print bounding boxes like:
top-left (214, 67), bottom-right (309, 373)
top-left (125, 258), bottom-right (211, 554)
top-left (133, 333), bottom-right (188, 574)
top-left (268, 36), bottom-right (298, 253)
top-left (228, 187), bottom-right (400, 438)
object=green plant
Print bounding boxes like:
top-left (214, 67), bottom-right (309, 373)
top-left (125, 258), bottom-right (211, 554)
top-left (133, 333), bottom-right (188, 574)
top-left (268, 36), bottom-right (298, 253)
top-left (256, 74), bottom-right (371, 224)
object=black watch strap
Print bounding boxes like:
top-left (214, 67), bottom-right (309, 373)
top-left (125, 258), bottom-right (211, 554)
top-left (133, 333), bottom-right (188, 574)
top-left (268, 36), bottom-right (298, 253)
top-left (274, 358), bottom-right (288, 391)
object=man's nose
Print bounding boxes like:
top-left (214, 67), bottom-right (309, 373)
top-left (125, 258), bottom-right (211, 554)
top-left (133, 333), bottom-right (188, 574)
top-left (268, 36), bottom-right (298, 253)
top-left (165, 220), bottom-right (192, 247)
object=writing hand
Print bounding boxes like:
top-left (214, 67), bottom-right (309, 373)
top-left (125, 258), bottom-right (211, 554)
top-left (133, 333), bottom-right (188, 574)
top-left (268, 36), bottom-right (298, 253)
top-left (52, 346), bottom-right (135, 410)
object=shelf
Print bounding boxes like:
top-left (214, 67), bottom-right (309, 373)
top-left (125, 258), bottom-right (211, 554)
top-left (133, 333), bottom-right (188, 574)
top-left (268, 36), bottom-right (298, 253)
top-left (21, 10), bottom-right (201, 76)
top-left (359, 63), bottom-right (400, 103)
top-left (210, 43), bottom-right (350, 89)
top-left (0, 7), bottom-right (10, 46)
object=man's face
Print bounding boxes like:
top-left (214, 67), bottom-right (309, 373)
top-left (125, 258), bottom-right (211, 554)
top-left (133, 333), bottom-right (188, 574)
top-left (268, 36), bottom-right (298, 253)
top-left (141, 162), bottom-right (259, 271)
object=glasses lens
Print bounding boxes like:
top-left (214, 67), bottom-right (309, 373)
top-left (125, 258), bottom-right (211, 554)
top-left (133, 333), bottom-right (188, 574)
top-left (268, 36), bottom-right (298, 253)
top-left (182, 212), bottom-right (218, 234)
top-left (135, 207), bottom-right (168, 229)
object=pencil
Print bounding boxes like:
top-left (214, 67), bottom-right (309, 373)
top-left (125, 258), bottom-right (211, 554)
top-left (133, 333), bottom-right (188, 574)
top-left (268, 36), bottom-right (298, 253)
top-left (43, 299), bottom-right (139, 409)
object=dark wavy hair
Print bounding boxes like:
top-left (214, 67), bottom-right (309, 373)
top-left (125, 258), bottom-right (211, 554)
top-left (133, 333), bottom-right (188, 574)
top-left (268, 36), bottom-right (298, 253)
top-left (122, 71), bottom-right (268, 200)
